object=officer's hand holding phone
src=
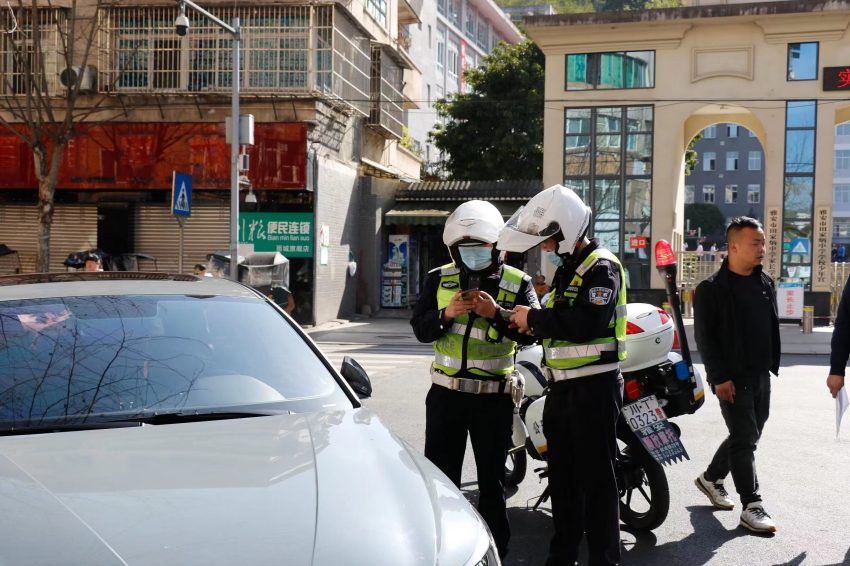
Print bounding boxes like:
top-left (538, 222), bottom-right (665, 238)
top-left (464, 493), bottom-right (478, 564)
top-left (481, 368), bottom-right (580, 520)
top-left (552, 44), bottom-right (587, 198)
top-left (472, 290), bottom-right (498, 319)
top-left (444, 290), bottom-right (475, 320)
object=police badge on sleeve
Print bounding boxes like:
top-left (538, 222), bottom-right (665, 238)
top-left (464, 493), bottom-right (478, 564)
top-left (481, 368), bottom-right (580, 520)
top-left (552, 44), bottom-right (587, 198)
top-left (589, 287), bottom-right (613, 305)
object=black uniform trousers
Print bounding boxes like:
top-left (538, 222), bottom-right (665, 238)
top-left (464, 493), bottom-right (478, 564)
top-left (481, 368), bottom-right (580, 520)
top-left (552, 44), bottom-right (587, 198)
top-left (542, 369), bottom-right (623, 566)
top-left (705, 371), bottom-right (771, 506)
top-left (424, 382), bottom-right (514, 557)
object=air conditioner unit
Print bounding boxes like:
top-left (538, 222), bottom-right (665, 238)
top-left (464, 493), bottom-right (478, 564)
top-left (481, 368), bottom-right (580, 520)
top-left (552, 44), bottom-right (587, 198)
top-left (59, 65), bottom-right (97, 93)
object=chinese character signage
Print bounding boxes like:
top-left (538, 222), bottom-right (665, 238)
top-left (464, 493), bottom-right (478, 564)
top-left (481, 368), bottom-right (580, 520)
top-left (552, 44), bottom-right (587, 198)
top-left (766, 207), bottom-right (781, 279)
top-left (239, 212), bottom-right (313, 257)
top-left (815, 206), bottom-right (830, 290)
top-left (777, 281), bottom-right (804, 319)
top-left (823, 66), bottom-right (850, 91)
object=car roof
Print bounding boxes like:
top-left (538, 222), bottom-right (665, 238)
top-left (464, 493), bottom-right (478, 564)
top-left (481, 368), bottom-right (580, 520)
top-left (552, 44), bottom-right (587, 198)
top-left (0, 272), bottom-right (261, 301)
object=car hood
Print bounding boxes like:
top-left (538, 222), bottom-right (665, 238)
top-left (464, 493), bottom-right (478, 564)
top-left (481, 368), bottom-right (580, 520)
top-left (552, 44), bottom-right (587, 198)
top-left (0, 410), bottom-right (484, 566)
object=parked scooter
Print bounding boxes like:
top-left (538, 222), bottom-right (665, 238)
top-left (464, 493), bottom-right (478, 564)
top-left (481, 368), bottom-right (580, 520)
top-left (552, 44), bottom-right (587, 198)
top-left (507, 241), bottom-right (705, 531)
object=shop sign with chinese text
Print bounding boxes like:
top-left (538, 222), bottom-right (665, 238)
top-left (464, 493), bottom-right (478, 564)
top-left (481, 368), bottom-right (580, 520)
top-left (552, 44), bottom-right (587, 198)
top-left (239, 212), bottom-right (313, 257)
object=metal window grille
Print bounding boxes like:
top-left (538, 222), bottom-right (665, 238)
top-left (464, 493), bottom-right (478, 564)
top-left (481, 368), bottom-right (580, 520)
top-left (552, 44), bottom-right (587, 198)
top-left (0, 8), bottom-right (65, 96)
top-left (97, 4), bottom-right (370, 116)
top-left (369, 46), bottom-right (403, 139)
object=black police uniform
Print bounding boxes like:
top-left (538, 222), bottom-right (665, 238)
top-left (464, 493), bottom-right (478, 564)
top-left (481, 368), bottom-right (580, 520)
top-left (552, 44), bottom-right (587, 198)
top-left (411, 262), bottom-right (538, 558)
top-left (526, 239), bottom-right (624, 566)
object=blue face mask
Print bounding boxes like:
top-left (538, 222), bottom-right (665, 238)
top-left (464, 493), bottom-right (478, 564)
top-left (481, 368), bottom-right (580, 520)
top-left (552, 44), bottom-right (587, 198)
top-left (458, 246), bottom-right (493, 271)
top-left (545, 251), bottom-right (563, 268)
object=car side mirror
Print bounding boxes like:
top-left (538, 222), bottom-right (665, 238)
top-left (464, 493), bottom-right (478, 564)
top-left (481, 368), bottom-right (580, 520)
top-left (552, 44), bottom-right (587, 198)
top-left (341, 356), bottom-right (372, 399)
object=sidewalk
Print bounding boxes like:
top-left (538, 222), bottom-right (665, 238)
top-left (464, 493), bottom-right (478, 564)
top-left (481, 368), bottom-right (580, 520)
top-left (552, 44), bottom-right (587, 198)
top-left (304, 310), bottom-right (833, 355)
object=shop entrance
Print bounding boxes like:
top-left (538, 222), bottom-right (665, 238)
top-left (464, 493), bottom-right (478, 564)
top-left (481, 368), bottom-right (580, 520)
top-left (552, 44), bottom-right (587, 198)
top-left (97, 204), bottom-right (135, 256)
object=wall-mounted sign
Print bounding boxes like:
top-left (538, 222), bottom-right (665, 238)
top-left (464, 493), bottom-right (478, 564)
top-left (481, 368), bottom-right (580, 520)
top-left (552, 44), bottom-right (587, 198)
top-left (239, 212), bottom-right (313, 257)
top-left (815, 206), bottom-right (830, 290)
top-left (823, 66), bottom-right (850, 91)
top-left (765, 207), bottom-right (781, 279)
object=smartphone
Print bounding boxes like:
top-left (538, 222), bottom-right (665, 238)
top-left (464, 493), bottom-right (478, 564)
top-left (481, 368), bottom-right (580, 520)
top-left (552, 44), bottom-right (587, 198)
top-left (460, 288), bottom-right (479, 301)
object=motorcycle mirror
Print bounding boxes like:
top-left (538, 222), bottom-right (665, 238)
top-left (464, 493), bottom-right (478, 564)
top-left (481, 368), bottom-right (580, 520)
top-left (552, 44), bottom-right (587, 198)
top-left (654, 240), bottom-right (677, 268)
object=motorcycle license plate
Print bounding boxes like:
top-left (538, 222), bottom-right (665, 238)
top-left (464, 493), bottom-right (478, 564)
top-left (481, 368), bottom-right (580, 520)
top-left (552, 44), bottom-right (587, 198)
top-left (622, 394), bottom-right (689, 466)
top-left (622, 395), bottom-right (666, 432)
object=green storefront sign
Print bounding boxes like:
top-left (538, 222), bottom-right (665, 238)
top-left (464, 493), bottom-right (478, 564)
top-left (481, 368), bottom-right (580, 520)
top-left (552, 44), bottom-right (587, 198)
top-left (239, 212), bottom-right (314, 257)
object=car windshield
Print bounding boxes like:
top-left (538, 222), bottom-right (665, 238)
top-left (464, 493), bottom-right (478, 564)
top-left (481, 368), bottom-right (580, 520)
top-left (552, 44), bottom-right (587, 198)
top-left (0, 294), bottom-right (349, 431)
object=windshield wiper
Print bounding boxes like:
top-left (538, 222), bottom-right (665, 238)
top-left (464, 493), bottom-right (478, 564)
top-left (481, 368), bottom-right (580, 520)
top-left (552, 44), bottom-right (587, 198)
top-left (0, 421), bottom-right (144, 436)
top-left (112, 411), bottom-right (278, 425)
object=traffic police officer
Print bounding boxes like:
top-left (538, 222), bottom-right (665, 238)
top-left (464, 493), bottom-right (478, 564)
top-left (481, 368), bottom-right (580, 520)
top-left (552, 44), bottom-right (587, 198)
top-left (410, 199), bottom-right (539, 559)
top-left (498, 185), bottom-right (626, 566)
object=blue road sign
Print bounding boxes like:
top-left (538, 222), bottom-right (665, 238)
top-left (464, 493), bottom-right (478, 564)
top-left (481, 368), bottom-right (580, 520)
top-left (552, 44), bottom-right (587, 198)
top-left (172, 171), bottom-right (192, 217)
top-left (789, 237), bottom-right (810, 256)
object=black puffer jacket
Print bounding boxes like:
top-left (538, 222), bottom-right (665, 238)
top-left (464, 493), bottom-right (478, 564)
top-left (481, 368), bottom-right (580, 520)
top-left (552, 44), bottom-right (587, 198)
top-left (693, 260), bottom-right (780, 387)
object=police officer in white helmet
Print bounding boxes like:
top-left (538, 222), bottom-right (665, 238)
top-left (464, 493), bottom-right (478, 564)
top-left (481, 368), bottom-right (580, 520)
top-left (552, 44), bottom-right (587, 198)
top-left (410, 199), bottom-right (539, 559)
top-left (498, 185), bottom-right (627, 566)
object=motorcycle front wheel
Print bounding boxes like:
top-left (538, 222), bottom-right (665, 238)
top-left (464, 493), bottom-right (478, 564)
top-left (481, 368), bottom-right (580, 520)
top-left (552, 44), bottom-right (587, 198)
top-left (616, 433), bottom-right (670, 530)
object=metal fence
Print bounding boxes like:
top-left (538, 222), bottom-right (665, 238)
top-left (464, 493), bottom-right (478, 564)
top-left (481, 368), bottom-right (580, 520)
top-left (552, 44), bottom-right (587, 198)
top-left (678, 252), bottom-right (850, 325)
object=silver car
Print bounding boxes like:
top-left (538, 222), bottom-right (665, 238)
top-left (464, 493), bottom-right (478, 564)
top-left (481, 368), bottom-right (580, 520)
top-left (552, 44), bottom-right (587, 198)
top-left (0, 273), bottom-right (500, 566)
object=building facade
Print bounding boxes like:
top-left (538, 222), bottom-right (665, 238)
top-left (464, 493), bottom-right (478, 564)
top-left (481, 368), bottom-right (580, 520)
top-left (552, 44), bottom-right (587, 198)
top-left (686, 123), bottom-right (766, 243)
top-left (833, 123), bottom-right (850, 249)
top-left (0, 0), bottom-right (423, 325)
top-left (405, 0), bottom-right (522, 177)
top-left (525, 1), bottom-right (850, 315)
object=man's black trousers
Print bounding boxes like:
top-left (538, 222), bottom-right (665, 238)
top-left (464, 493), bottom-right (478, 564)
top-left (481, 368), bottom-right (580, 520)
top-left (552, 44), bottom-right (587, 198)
top-left (542, 370), bottom-right (623, 566)
top-left (705, 371), bottom-right (771, 506)
top-left (424, 383), bottom-right (514, 557)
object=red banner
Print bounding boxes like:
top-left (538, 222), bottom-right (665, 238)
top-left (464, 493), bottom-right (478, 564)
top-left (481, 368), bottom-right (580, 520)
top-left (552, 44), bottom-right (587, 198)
top-left (0, 122), bottom-right (307, 190)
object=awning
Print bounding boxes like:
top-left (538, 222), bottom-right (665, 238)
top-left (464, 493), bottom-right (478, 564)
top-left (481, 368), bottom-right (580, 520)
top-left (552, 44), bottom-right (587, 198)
top-left (384, 201), bottom-right (524, 226)
top-left (361, 157), bottom-right (401, 179)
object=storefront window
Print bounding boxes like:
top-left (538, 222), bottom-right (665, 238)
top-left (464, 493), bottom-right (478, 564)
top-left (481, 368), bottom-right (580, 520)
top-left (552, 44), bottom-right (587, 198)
top-left (563, 106), bottom-right (653, 288)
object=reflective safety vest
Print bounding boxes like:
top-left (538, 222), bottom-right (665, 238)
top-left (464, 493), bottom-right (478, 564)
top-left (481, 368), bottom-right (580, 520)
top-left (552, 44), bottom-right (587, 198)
top-left (543, 248), bottom-right (627, 372)
top-left (433, 263), bottom-right (525, 377)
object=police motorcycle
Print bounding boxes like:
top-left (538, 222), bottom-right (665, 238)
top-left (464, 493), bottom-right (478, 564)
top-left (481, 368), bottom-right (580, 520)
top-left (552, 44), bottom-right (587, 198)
top-left (505, 240), bottom-right (705, 531)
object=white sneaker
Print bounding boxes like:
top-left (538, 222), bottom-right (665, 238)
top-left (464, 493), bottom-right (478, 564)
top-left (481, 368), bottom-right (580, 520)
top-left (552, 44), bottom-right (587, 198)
top-left (695, 473), bottom-right (735, 510)
top-left (740, 502), bottom-right (777, 533)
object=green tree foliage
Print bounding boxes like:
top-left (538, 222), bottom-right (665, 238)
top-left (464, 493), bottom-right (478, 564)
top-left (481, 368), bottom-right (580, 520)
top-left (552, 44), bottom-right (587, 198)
top-left (685, 203), bottom-right (726, 238)
top-left (430, 40), bottom-right (544, 180)
top-left (684, 133), bottom-right (703, 176)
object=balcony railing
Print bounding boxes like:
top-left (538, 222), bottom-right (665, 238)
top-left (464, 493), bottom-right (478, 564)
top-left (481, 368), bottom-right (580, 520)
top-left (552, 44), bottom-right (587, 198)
top-left (96, 4), bottom-right (371, 116)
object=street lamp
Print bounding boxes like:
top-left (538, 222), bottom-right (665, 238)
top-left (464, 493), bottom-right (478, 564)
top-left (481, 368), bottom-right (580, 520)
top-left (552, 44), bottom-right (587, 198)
top-left (175, 0), bottom-right (241, 281)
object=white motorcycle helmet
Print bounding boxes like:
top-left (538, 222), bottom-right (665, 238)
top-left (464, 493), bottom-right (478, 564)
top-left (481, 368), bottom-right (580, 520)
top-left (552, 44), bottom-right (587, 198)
top-left (497, 184), bottom-right (591, 255)
top-left (443, 200), bottom-right (505, 272)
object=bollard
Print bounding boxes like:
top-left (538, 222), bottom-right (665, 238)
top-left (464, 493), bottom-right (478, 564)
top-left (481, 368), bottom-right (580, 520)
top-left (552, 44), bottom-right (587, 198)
top-left (802, 305), bottom-right (814, 334)
top-left (662, 302), bottom-right (672, 317)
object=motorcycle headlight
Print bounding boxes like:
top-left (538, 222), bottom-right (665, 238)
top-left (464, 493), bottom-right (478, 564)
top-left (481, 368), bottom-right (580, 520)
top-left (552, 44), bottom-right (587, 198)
top-left (465, 521), bottom-right (501, 566)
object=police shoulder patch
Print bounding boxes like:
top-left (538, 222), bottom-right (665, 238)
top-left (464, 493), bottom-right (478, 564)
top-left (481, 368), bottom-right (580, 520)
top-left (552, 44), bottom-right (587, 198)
top-left (589, 287), bottom-right (613, 305)
top-left (441, 281), bottom-right (459, 289)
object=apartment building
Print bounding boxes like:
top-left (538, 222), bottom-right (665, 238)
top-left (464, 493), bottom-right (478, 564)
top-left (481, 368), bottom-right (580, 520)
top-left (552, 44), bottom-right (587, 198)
top-left (405, 0), bottom-right (522, 177)
top-left (0, 0), bottom-right (423, 325)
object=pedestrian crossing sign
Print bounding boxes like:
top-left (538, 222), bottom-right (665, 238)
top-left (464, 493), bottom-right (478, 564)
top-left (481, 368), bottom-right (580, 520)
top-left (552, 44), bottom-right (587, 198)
top-left (172, 171), bottom-right (192, 217)
top-left (789, 237), bottom-right (810, 256)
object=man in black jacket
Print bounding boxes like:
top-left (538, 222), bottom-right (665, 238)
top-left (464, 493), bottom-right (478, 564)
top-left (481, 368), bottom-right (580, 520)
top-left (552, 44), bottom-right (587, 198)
top-left (693, 216), bottom-right (780, 534)
top-left (828, 279), bottom-right (850, 398)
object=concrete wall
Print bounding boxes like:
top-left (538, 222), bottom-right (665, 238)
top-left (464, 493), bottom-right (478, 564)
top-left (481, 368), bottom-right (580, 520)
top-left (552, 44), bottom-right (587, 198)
top-left (314, 154), bottom-right (362, 325)
top-left (358, 177), bottom-right (402, 313)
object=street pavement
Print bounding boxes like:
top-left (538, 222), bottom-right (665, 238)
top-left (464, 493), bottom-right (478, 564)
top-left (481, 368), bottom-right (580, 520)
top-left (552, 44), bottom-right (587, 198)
top-left (306, 314), bottom-right (850, 566)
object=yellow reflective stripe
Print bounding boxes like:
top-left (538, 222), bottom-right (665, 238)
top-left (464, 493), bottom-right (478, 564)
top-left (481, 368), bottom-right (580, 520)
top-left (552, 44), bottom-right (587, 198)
top-left (450, 322), bottom-right (511, 343)
top-left (544, 343), bottom-right (617, 359)
top-left (499, 279), bottom-right (521, 294)
top-left (434, 353), bottom-right (514, 371)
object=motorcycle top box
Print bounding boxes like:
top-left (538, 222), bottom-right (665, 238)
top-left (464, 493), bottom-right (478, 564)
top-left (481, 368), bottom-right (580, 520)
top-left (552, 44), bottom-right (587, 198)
top-left (623, 303), bottom-right (675, 372)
